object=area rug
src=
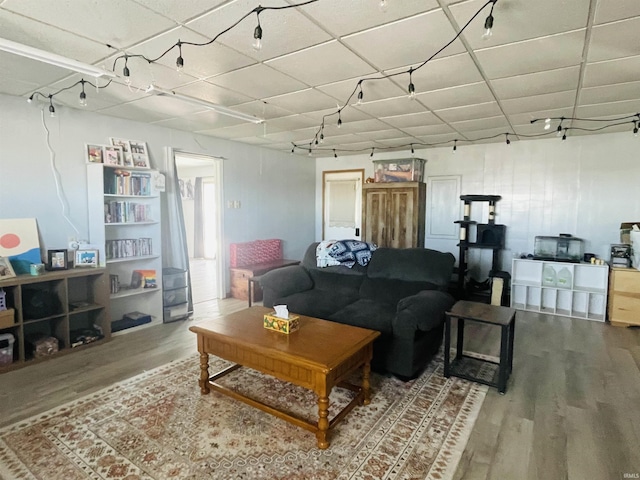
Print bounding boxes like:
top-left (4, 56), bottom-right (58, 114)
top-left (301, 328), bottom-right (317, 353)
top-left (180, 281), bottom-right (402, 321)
top-left (0, 355), bottom-right (487, 480)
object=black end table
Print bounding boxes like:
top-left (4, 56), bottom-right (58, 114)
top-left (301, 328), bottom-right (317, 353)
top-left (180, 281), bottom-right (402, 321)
top-left (444, 300), bottom-right (516, 394)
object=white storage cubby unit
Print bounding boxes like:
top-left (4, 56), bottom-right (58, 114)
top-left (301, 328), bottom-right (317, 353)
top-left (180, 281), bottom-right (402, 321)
top-left (87, 163), bottom-right (163, 333)
top-left (510, 258), bottom-right (608, 321)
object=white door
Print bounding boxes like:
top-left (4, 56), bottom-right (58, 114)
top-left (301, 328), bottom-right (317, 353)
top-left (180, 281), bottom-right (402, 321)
top-left (323, 170), bottom-right (363, 241)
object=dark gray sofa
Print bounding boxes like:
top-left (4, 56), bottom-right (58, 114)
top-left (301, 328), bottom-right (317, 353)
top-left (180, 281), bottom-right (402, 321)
top-left (260, 242), bottom-right (456, 379)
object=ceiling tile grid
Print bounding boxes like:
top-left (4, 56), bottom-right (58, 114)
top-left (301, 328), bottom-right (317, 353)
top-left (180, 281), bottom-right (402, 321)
top-left (0, 0), bottom-right (638, 155)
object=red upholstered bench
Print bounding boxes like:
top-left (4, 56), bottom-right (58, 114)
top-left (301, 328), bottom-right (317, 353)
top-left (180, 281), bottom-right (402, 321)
top-left (229, 239), bottom-right (299, 303)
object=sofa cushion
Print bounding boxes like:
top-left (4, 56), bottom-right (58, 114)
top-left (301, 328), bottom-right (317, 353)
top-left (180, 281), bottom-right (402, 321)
top-left (366, 247), bottom-right (455, 287)
top-left (274, 290), bottom-right (357, 319)
top-left (359, 277), bottom-right (439, 306)
top-left (329, 299), bottom-right (396, 334)
top-left (308, 268), bottom-right (364, 295)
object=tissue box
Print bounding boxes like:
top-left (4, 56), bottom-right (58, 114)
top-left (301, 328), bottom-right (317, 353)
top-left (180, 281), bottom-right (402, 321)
top-left (263, 312), bottom-right (300, 334)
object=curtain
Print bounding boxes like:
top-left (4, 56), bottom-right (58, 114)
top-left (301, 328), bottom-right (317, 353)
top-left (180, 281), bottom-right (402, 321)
top-left (161, 148), bottom-right (193, 315)
top-left (193, 177), bottom-right (205, 258)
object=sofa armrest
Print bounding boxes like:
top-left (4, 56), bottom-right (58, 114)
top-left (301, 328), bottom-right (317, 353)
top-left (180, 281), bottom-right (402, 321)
top-left (393, 290), bottom-right (456, 336)
top-left (260, 265), bottom-right (313, 307)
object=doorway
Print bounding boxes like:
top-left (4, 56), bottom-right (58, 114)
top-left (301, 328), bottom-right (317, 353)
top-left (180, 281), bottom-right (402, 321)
top-left (322, 169), bottom-right (364, 241)
top-left (174, 152), bottom-right (224, 303)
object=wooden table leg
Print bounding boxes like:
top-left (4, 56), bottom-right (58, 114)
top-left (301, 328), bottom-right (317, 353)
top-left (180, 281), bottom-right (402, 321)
top-left (199, 351), bottom-right (210, 394)
top-left (316, 394), bottom-right (330, 449)
top-left (362, 360), bottom-right (372, 405)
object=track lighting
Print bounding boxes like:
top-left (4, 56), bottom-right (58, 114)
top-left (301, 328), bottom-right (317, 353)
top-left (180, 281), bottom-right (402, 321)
top-left (408, 68), bottom-right (416, 100)
top-left (176, 41), bottom-right (184, 71)
top-left (482, 0), bottom-right (496, 40)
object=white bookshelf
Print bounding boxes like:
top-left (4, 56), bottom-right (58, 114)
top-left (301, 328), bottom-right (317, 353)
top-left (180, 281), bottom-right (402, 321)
top-left (510, 258), bottom-right (608, 322)
top-left (87, 163), bottom-right (163, 332)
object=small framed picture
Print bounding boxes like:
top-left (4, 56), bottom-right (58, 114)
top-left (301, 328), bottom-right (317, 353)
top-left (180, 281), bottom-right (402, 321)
top-left (103, 145), bottom-right (123, 166)
top-left (0, 256), bottom-right (16, 279)
top-left (129, 140), bottom-right (150, 169)
top-left (86, 144), bottom-right (104, 163)
top-left (75, 249), bottom-right (98, 268)
top-left (46, 250), bottom-right (69, 271)
top-left (110, 138), bottom-right (133, 167)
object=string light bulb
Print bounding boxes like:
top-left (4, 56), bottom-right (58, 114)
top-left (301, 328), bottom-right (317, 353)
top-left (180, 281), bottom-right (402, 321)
top-left (333, 149), bottom-right (338, 159)
top-left (176, 41), bottom-right (184, 71)
top-left (123, 57), bottom-right (131, 85)
top-left (544, 118), bottom-right (551, 130)
top-left (505, 133), bottom-right (510, 145)
top-left (337, 111), bottom-right (342, 128)
top-left (408, 68), bottom-right (416, 100)
top-left (379, 0), bottom-right (388, 12)
top-left (556, 117), bottom-right (564, 137)
top-left (411, 144), bottom-right (415, 156)
top-left (453, 139), bottom-right (457, 153)
top-left (633, 121), bottom-right (638, 137)
top-left (357, 87), bottom-right (364, 106)
top-left (370, 148), bottom-right (375, 159)
top-left (482, 0), bottom-right (496, 40)
top-left (308, 147), bottom-right (312, 156)
top-left (253, 11), bottom-right (263, 51)
top-left (319, 131), bottom-right (324, 144)
top-left (27, 95), bottom-right (33, 104)
top-left (78, 79), bottom-right (87, 106)
top-left (562, 129), bottom-right (567, 141)
top-left (48, 95), bottom-right (55, 117)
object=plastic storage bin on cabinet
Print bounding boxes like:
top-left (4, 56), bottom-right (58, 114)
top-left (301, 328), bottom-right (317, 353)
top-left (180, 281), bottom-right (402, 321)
top-left (511, 258), bottom-right (608, 321)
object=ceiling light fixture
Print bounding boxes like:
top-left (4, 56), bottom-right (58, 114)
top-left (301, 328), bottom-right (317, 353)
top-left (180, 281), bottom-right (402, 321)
top-left (0, 37), bottom-right (116, 79)
top-left (482, 0), bottom-right (497, 40)
top-left (146, 85), bottom-right (263, 124)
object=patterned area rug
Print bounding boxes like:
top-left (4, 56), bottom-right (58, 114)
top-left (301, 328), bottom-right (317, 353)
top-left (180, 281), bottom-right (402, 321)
top-left (0, 355), bottom-right (487, 480)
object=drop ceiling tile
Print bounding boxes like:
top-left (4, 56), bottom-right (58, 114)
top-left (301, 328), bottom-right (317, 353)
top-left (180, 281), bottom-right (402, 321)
top-left (588, 17), bottom-right (640, 62)
top-left (582, 55), bottom-right (640, 87)
top-left (263, 127), bottom-right (320, 143)
top-left (355, 129), bottom-right (411, 141)
top-left (435, 102), bottom-right (503, 122)
top-left (150, 110), bottom-right (245, 131)
top-left (299, 0), bottom-right (439, 37)
top-left (449, 0), bottom-right (590, 50)
top-left (2, 0), bottom-right (177, 50)
top-left (316, 76), bottom-right (406, 105)
top-left (174, 81), bottom-right (255, 106)
top-left (342, 9), bottom-right (466, 71)
top-left (462, 127), bottom-right (512, 144)
top-left (400, 124), bottom-right (457, 138)
top-left (386, 54), bottom-right (484, 94)
top-left (354, 95), bottom-right (428, 118)
top-left (0, 52), bottom-right (71, 94)
top-left (97, 102), bottom-right (174, 123)
top-left (416, 82), bottom-right (494, 111)
top-left (131, 0), bottom-right (228, 23)
top-left (450, 115), bottom-right (510, 133)
top-left (208, 64), bottom-right (307, 99)
top-left (262, 89), bottom-right (339, 114)
top-left (501, 91), bottom-right (576, 115)
top-left (302, 106), bottom-right (372, 125)
top-left (265, 114), bottom-right (319, 131)
top-left (491, 66), bottom-right (581, 100)
top-left (579, 81), bottom-right (640, 105)
top-left (266, 41), bottom-right (376, 87)
top-left (594, 0), bottom-right (640, 24)
top-left (475, 30), bottom-right (586, 79)
top-left (122, 95), bottom-right (209, 117)
top-left (232, 100), bottom-right (294, 120)
top-left (233, 136), bottom-right (272, 145)
top-left (0, 73), bottom-right (40, 96)
top-left (320, 133), bottom-right (372, 146)
top-left (576, 99), bottom-right (640, 119)
top-left (186, 0), bottom-right (332, 62)
top-left (379, 111), bottom-right (442, 128)
top-left (0, 9), bottom-right (112, 64)
top-left (129, 26), bottom-right (256, 79)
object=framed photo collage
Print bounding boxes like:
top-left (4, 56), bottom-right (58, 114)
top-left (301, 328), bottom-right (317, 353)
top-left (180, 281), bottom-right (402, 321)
top-left (85, 138), bottom-right (150, 169)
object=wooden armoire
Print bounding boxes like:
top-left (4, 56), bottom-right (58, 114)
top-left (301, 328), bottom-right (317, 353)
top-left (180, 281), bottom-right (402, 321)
top-left (362, 182), bottom-right (426, 248)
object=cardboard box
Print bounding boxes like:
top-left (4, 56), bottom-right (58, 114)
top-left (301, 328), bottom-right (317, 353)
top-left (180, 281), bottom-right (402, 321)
top-left (0, 308), bottom-right (15, 329)
top-left (620, 222), bottom-right (640, 244)
top-left (263, 312), bottom-right (300, 334)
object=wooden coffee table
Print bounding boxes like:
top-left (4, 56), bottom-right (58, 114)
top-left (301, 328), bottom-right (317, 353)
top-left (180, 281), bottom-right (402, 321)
top-left (189, 306), bottom-right (380, 449)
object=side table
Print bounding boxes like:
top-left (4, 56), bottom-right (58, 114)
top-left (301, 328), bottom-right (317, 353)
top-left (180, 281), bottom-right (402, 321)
top-left (444, 300), bottom-right (516, 394)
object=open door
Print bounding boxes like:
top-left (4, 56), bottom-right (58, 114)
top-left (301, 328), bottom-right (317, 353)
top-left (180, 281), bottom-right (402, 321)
top-left (322, 170), bottom-right (364, 241)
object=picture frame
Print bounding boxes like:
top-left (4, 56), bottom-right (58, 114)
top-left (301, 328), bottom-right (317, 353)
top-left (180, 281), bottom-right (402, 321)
top-left (0, 256), bottom-right (16, 279)
top-left (86, 144), bottom-right (104, 163)
top-left (129, 140), bottom-right (150, 169)
top-left (103, 145), bottom-right (123, 166)
top-left (110, 138), bottom-right (133, 167)
top-left (46, 249), bottom-right (69, 271)
top-left (75, 249), bottom-right (98, 268)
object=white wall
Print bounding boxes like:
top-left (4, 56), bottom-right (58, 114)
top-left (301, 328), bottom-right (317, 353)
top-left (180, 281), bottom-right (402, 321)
top-left (0, 93), bottom-right (316, 287)
top-left (316, 132), bottom-right (640, 279)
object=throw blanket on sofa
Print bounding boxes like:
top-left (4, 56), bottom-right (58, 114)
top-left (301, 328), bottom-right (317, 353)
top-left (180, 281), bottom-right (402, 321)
top-left (316, 240), bottom-right (377, 268)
